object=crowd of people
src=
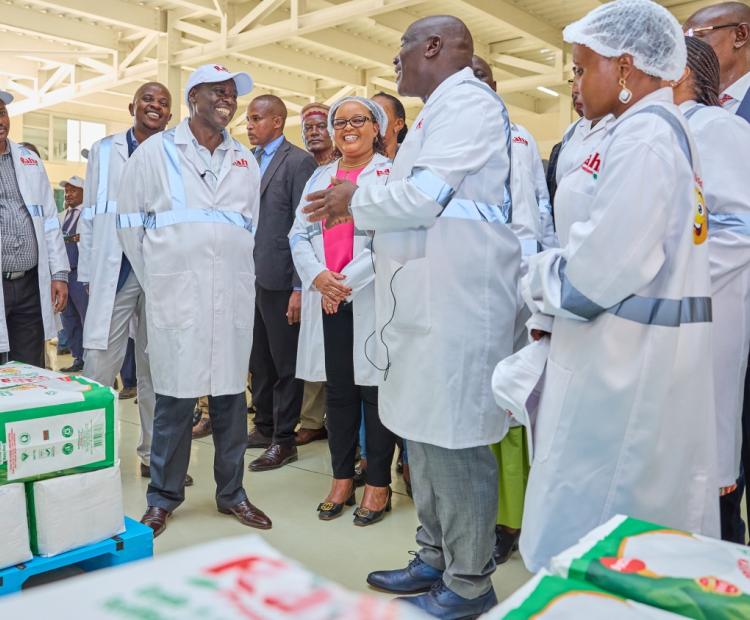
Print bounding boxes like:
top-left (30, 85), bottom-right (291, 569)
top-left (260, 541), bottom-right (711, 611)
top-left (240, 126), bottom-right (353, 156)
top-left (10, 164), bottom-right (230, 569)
top-left (2, 0), bottom-right (750, 617)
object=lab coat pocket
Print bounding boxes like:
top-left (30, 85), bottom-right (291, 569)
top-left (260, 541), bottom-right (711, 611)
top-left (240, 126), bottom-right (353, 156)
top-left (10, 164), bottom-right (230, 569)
top-left (389, 257), bottom-right (430, 334)
top-left (148, 272), bottom-right (197, 330)
top-left (233, 273), bottom-right (255, 330)
top-left (533, 358), bottom-right (573, 463)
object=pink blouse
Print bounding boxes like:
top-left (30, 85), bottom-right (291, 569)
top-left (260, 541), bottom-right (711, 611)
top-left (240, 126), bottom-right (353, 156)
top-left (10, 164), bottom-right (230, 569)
top-left (322, 165), bottom-right (365, 272)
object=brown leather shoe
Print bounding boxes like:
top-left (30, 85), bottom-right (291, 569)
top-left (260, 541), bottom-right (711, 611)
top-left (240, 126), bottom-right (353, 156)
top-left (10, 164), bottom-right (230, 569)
top-left (140, 463), bottom-right (194, 487)
top-left (192, 416), bottom-right (212, 439)
top-left (249, 443), bottom-right (298, 471)
top-left (246, 427), bottom-right (272, 449)
top-left (218, 499), bottom-right (272, 530)
top-left (141, 506), bottom-right (170, 538)
top-left (295, 427), bottom-right (328, 446)
top-left (118, 386), bottom-right (137, 400)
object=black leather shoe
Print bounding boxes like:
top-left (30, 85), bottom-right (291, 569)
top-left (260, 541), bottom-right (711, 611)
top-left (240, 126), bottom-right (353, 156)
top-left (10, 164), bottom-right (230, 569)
top-left (246, 428), bottom-right (272, 449)
top-left (140, 463), bottom-right (193, 487)
top-left (249, 443), bottom-right (297, 471)
top-left (353, 486), bottom-right (391, 527)
top-left (61, 360), bottom-right (84, 373)
top-left (494, 526), bottom-right (520, 564)
top-left (317, 491), bottom-right (356, 521)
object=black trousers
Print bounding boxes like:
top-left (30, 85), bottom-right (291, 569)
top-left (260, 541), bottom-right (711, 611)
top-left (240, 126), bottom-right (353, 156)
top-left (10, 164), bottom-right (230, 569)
top-left (3, 268), bottom-right (44, 367)
top-left (249, 284), bottom-right (303, 446)
top-left (323, 303), bottom-right (395, 487)
top-left (147, 392), bottom-right (248, 512)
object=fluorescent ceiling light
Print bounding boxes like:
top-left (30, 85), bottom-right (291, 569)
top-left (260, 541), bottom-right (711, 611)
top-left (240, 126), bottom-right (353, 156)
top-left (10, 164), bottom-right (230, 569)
top-left (536, 86), bottom-right (559, 97)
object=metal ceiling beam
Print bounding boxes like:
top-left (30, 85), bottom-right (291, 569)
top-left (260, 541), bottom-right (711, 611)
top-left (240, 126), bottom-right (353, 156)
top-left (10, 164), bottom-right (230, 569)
top-left (493, 54), bottom-right (555, 75)
top-left (25, 0), bottom-right (164, 33)
top-left (2, 4), bottom-right (120, 50)
top-left (230, 0), bottom-right (288, 36)
top-left (231, 46), bottom-right (362, 85)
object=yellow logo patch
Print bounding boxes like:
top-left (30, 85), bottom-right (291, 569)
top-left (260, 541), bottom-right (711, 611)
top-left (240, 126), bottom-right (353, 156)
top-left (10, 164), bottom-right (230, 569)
top-left (693, 185), bottom-right (708, 245)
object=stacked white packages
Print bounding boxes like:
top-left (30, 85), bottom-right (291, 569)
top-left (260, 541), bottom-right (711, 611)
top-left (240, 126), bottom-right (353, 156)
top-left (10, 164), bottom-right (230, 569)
top-left (0, 483), bottom-right (32, 569)
top-left (29, 463), bottom-right (125, 557)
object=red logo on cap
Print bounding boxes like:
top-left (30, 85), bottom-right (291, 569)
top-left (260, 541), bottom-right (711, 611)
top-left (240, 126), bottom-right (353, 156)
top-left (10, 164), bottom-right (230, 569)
top-left (214, 65), bottom-right (229, 73)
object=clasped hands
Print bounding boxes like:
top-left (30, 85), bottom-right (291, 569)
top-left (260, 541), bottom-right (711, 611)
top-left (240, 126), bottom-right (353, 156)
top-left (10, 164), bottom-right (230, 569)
top-left (314, 270), bottom-right (352, 315)
top-left (302, 177), bottom-right (357, 228)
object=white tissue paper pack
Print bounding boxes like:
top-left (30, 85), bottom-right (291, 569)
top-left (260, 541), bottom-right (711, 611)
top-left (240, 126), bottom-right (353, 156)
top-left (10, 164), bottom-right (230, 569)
top-left (0, 483), bottom-right (32, 569)
top-left (29, 462), bottom-right (124, 556)
top-left (491, 337), bottom-right (549, 459)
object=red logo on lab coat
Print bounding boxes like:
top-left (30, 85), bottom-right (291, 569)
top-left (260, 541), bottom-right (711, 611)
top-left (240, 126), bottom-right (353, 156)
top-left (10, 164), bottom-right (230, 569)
top-left (512, 136), bottom-right (528, 146)
top-left (233, 159), bottom-right (248, 168)
top-left (376, 168), bottom-right (390, 177)
top-left (416, 119), bottom-right (424, 130)
top-left (581, 152), bottom-right (601, 179)
top-left (20, 156), bottom-right (38, 166)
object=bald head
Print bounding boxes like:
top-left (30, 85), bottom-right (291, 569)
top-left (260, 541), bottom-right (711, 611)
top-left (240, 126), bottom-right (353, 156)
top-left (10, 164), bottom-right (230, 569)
top-left (247, 94), bottom-right (287, 146)
top-left (129, 81), bottom-right (172, 138)
top-left (395, 15), bottom-right (474, 100)
top-left (133, 81), bottom-right (171, 105)
top-left (471, 55), bottom-right (496, 91)
top-left (685, 2), bottom-right (750, 91)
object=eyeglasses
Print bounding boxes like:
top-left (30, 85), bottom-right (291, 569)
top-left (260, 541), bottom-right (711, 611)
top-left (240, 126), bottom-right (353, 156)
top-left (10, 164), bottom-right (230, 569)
top-left (685, 23), bottom-right (744, 37)
top-left (332, 115), bottom-right (373, 130)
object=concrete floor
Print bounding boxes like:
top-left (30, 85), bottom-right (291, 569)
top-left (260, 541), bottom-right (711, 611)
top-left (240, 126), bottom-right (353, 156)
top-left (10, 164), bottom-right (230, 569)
top-left (44, 346), bottom-right (532, 603)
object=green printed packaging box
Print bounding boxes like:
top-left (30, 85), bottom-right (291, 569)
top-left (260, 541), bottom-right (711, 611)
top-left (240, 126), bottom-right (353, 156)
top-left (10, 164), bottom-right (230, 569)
top-left (550, 515), bottom-right (750, 620)
top-left (0, 362), bottom-right (116, 485)
top-left (483, 571), bottom-right (686, 619)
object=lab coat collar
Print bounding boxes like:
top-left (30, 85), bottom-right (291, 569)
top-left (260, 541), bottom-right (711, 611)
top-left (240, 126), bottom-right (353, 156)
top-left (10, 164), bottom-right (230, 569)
top-left (316, 152), bottom-right (391, 179)
top-left (609, 87), bottom-right (674, 129)
top-left (678, 100), bottom-right (699, 114)
top-left (174, 118), bottom-right (232, 150)
top-left (112, 130), bottom-right (128, 162)
top-left (423, 67), bottom-right (476, 108)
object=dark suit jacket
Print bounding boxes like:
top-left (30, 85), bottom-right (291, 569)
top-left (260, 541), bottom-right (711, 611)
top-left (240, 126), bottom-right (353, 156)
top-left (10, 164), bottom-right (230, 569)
top-left (253, 138), bottom-right (317, 291)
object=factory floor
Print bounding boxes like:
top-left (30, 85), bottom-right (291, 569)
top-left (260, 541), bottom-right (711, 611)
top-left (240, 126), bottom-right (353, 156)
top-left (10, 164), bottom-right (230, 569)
top-left (45, 346), bottom-right (532, 603)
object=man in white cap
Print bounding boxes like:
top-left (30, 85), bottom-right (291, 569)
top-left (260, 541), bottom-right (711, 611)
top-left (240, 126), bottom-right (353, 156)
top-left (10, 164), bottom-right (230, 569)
top-left (0, 90), bottom-right (68, 366)
top-left (117, 64), bottom-right (271, 537)
top-left (78, 82), bottom-right (190, 484)
top-left (58, 175), bottom-right (87, 372)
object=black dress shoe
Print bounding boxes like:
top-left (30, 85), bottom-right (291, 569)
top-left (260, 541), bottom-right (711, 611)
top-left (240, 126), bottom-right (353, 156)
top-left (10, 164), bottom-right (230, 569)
top-left (61, 360), bottom-right (84, 373)
top-left (494, 526), bottom-right (520, 564)
top-left (140, 463), bottom-right (193, 487)
top-left (249, 443), bottom-right (297, 471)
top-left (353, 486), bottom-right (392, 527)
top-left (246, 428), bottom-right (272, 449)
top-left (318, 491), bottom-right (356, 520)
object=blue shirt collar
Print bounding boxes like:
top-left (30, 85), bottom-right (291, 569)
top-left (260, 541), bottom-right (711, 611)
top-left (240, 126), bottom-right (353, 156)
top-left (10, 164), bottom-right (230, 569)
top-left (259, 134), bottom-right (285, 155)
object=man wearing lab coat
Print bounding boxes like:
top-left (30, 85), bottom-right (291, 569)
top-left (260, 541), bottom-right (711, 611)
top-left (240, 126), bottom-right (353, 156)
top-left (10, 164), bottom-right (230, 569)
top-left (303, 16), bottom-right (520, 618)
top-left (0, 91), bottom-right (68, 367)
top-left (117, 64), bottom-right (270, 538)
top-left (685, 2), bottom-right (750, 542)
top-left (78, 83), bottom-right (194, 485)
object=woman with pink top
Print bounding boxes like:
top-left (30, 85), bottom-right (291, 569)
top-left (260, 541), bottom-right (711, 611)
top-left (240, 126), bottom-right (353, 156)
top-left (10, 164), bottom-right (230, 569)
top-left (289, 97), bottom-right (395, 526)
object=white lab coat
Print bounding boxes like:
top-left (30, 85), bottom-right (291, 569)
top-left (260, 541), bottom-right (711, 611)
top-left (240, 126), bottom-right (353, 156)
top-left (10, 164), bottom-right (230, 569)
top-left (509, 123), bottom-right (557, 258)
top-left (290, 154), bottom-right (390, 386)
top-left (519, 89), bottom-right (720, 572)
top-left (681, 100), bottom-right (750, 488)
top-left (554, 116), bottom-right (612, 193)
top-left (0, 141), bottom-right (68, 351)
top-left (349, 67), bottom-right (521, 449)
top-left (116, 119), bottom-right (260, 398)
top-left (78, 131), bottom-right (129, 350)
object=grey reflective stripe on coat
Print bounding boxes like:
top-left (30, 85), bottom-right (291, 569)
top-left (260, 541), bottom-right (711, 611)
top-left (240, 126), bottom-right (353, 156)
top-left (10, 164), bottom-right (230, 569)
top-left (683, 103), bottom-right (706, 120)
top-left (559, 259), bottom-right (711, 326)
top-left (609, 105), bottom-right (694, 167)
top-left (409, 168), bottom-right (455, 208)
top-left (83, 136), bottom-right (116, 220)
top-left (709, 212), bottom-right (750, 235)
top-left (459, 79), bottom-right (513, 220)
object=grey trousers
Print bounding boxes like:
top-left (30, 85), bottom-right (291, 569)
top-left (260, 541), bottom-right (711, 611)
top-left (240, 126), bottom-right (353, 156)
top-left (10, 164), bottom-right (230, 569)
top-left (147, 392), bottom-right (249, 513)
top-left (83, 272), bottom-right (155, 465)
top-left (407, 440), bottom-right (498, 599)
top-left (299, 381), bottom-right (326, 430)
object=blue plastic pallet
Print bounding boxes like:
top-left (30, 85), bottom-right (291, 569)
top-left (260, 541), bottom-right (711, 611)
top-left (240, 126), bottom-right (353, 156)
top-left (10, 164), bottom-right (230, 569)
top-left (0, 517), bottom-right (153, 595)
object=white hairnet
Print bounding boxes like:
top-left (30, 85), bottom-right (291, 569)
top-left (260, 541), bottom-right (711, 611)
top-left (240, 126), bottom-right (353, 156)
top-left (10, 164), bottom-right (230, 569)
top-left (328, 96), bottom-right (388, 137)
top-left (563, 0), bottom-right (687, 81)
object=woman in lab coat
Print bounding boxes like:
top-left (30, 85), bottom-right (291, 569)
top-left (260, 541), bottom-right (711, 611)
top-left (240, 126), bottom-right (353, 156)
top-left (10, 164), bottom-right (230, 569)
top-left (290, 96), bottom-right (396, 526)
top-left (519, 0), bottom-right (719, 572)
top-left (672, 36), bottom-right (750, 542)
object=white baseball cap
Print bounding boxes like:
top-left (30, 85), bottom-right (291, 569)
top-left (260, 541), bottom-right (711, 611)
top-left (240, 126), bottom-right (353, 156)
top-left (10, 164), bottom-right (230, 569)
top-left (0, 90), bottom-right (14, 105)
top-left (59, 176), bottom-right (84, 189)
top-left (184, 64), bottom-right (253, 104)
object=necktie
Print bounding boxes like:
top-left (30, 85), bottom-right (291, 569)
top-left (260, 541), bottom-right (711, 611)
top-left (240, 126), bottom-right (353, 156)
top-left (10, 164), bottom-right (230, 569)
top-left (254, 148), bottom-right (264, 165)
top-left (63, 208), bottom-right (75, 234)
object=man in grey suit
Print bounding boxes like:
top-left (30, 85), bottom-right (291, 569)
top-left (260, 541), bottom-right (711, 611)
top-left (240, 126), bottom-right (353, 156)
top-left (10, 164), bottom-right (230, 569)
top-left (246, 95), bottom-right (317, 470)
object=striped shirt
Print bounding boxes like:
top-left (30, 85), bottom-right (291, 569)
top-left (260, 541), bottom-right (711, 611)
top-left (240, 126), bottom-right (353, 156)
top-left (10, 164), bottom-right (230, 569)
top-left (0, 149), bottom-right (38, 272)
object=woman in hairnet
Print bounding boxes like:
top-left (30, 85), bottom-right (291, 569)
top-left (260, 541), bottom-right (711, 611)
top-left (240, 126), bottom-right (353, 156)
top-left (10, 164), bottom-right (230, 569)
top-left (671, 36), bottom-right (750, 543)
top-left (519, 0), bottom-right (720, 572)
top-left (289, 97), bottom-right (397, 526)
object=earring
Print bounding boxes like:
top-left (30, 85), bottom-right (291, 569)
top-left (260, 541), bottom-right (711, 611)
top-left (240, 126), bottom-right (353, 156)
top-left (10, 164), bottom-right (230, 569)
top-left (618, 78), bottom-right (632, 104)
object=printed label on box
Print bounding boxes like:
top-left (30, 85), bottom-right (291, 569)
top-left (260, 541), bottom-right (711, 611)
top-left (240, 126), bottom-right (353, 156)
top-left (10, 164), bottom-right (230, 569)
top-left (3, 409), bottom-right (107, 480)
